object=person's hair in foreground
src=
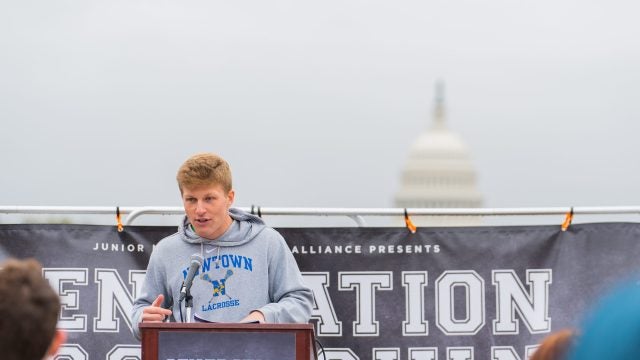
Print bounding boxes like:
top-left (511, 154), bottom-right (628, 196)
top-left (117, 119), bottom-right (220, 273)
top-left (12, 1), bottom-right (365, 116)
top-left (176, 152), bottom-right (232, 192)
top-left (568, 281), bottom-right (640, 360)
top-left (529, 328), bottom-right (574, 360)
top-left (0, 258), bottom-right (65, 360)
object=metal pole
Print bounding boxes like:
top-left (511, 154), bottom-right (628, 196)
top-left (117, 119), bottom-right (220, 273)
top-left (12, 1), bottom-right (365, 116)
top-left (2, 205), bottom-right (639, 226)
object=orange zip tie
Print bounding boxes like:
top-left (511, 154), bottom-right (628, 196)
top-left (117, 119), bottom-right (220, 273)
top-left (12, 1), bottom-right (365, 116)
top-left (116, 206), bottom-right (124, 232)
top-left (404, 209), bottom-right (417, 234)
top-left (561, 207), bottom-right (574, 232)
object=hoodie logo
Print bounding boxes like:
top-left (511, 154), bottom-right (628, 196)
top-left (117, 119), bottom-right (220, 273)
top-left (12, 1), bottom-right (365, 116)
top-left (201, 269), bottom-right (234, 301)
top-left (198, 254), bottom-right (253, 272)
top-left (188, 253), bottom-right (254, 313)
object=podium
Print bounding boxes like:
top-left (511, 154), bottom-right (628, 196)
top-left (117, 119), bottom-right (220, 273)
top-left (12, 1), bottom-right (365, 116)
top-left (139, 322), bottom-right (316, 360)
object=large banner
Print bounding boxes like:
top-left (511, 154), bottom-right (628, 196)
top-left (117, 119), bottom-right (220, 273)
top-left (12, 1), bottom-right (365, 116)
top-left (1, 223), bottom-right (640, 360)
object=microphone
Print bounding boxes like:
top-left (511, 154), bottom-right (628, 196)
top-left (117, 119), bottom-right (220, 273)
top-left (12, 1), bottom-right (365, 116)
top-left (179, 254), bottom-right (203, 302)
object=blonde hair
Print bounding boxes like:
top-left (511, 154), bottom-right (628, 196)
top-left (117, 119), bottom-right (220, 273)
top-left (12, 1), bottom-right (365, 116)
top-left (176, 153), bottom-right (232, 193)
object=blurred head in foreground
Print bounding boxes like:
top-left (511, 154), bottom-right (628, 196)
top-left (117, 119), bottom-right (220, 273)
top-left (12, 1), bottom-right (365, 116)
top-left (0, 258), bottom-right (66, 360)
top-left (568, 281), bottom-right (640, 360)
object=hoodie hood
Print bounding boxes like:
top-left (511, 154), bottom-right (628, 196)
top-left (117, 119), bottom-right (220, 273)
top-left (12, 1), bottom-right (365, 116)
top-left (179, 207), bottom-right (267, 247)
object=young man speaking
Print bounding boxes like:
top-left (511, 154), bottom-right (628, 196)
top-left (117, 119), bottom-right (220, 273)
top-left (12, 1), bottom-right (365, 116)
top-left (131, 153), bottom-right (313, 340)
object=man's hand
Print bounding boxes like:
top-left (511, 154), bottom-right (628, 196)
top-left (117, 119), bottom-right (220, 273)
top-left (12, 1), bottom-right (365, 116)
top-left (240, 310), bottom-right (266, 323)
top-left (141, 294), bottom-right (172, 322)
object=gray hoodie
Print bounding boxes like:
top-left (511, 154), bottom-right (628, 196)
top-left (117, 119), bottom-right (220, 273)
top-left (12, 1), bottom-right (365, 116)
top-left (130, 208), bottom-right (313, 340)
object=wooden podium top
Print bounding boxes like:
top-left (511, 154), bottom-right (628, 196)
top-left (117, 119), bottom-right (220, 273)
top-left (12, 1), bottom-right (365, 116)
top-left (139, 322), bottom-right (315, 360)
top-left (139, 321), bottom-right (314, 331)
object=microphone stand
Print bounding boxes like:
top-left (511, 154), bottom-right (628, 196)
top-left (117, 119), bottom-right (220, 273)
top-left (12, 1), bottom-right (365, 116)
top-left (185, 288), bottom-right (194, 323)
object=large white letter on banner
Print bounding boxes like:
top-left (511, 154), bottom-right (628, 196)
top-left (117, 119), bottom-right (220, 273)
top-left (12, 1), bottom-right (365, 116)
top-left (491, 345), bottom-right (539, 360)
top-left (492, 346), bottom-right (519, 360)
top-left (448, 347), bottom-right (474, 360)
top-left (94, 269), bottom-right (146, 333)
top-left (492, 269), bottom-right (552, 334)
top-left (436, 271), bottom-right (485, 335)
top-left (107, 344), bottom-right (141, 360)
top-left (409, 348), bottom-right (437, 360)
top-left (44, 268), bottom-right (88, 332)
top-left (303, 272), bottom-right (342, 336)
top-left (56, 344), bottom-right (89, 360)
top-left (373, 348), bottom-right (400, 360)
top-left (321, 348), bottom-right (360, 360)
top-left (339, 271), bottom-right (393, 336)
top-left (403, 271), bottom-right (429, 336)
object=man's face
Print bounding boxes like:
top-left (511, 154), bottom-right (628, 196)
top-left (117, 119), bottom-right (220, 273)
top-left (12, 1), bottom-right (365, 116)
top-left (181, 184), bottom-right (235, 240)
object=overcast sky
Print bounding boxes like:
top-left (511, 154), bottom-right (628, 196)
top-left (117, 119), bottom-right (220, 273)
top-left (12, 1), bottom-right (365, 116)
top-left (1, 0), bottom-right (639, 219)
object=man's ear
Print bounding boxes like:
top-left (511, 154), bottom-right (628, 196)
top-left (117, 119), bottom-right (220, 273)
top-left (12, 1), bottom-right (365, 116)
top-left (227, 189), bottom-right (235, 206)
top-left (46, 330), bottom-right (67, 357)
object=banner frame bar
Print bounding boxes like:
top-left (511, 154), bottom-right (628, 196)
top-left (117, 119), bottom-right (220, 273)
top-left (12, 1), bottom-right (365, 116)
top-left (2, 206), bottom-right (639, 226)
